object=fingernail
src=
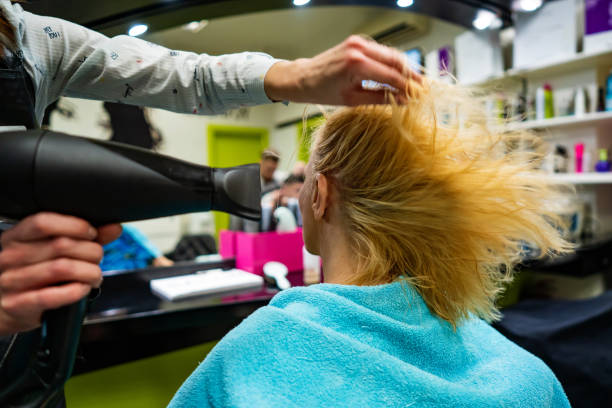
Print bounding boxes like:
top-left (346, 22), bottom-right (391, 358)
top-left (89, 227), bottom-right (98, 239)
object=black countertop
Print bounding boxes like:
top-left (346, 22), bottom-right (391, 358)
top-left (74, 259), bottom-right (306, 375)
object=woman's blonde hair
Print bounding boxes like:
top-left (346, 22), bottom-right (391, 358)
top-left (311, 79), bottom-right (573, 328)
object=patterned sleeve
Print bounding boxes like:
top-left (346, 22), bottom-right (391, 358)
top-left (19, 9), bottom-right (280, 121)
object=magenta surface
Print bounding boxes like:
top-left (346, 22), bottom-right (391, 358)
top-left (220, 229), bottom-right (304, 275)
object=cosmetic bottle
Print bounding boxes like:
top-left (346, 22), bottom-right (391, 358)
top-left (543, 83), bottom-right (554, 119)
top-left (595, 148), bottom-right (611, 172)
top-left (516, 79), bottom-right (527, 121)
top-left (553, 145), bottom-right (568, 173)
top-left (597, 87), bottom-right (606, 112)
top-left (574, 86), bottom-right (587, 117)
top-left (527, 92), bottom-right (536, 121)
top-left (574, 143), bottom-right (584, 173)
top-left (584, 147), bottom-right (592, 173)
top-left (536, 86), bottom-right (545, 120)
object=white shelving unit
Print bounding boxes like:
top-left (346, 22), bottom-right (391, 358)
top-left (471, 49), bottom-right (612, 86)
top-left (549, 173), bottom-right (612, 185)
top-left (505, 111), bottom-right (612, 131)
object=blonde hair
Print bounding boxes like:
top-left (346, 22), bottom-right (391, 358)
top-left (311, 80), bottom-right (573, 328)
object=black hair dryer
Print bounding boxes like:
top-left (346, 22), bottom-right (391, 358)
top-left (0, 130), bottom-right (261, 407)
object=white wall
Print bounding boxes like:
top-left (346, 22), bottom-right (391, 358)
top-left (399, 19), bottom-right (466, 55)
top-left (51, 98), bottom-right (276, 165)
top-left (270, 123), bottom-right (299, 174)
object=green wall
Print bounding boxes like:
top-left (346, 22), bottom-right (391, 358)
top-left (207, 124), bottom-right (269, 239)
top-left (296, 115), bottom-right (324, 163)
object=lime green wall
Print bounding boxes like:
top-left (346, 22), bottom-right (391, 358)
top-left (207, 124), bottom-right (269, 238)
top-left (65, 341), bottom-right (217, 408)
top-left (296, 116), bottom-right (324, 163)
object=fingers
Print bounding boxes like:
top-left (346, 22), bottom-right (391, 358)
top-left (351, 56), bottom-right (408, 94)
top-left (0, 258), bottom-right (103, 293)
top-left (352, 36), bottom-right (422, 83)
top-left (1, 212), bottom-right (96, 245)
top-left (0, 213), bottom-right (107, 335)
top-left (342, 36), bottom-right (423, 101)
top-left (0, 282), bottom-right (91, 323)
top-left (0, 238), bottom-right (104, 269)
top-left (97, 224), bottom-right (123, 245)
top-left (152, 256), bottom-right (174, 267)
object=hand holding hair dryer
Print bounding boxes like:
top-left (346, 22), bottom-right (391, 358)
top-left (0, 129), bottom-right (262, 408)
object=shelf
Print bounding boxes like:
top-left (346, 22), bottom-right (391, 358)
top-left (470, 49), bottom-right (612, 87)
top-left (505, 111), bottom-right (612, 131)
top-left (548, 173), bottom-right (612, 185)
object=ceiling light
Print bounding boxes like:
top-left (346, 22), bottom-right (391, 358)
top-left (293, 0), bottom-right (310, 6)
top-left (128, 24), bottom-right (148, 37)
top-left (397, 0), bottom-right (414, 7)
top-left (183, 20), bottom-right (209, 33)
top-left (472, 10), bottom-right (502, 30)
top-left (514, 0), bottom-right (543, 12)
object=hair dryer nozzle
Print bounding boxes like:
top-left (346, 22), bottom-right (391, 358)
top-left (213, 164), bottom-right (262, 221)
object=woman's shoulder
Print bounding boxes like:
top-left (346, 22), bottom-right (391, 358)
top-left (170, 292), bottom-right (329, 407)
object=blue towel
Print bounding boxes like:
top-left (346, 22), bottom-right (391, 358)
top-left (169, 281), bottom-right (570, 407)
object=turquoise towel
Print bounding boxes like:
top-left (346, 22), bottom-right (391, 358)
top-left (169, 281), bottom-right (570, 407)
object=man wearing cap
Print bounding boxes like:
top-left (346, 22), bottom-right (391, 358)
top-left (260, 149), bottom-right (281, 196)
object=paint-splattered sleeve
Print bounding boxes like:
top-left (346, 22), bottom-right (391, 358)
top-left (20, 9), bottom-right (280, 118)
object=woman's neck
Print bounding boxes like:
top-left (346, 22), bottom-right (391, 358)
top-left (318, 225), bottom-right (356, 285)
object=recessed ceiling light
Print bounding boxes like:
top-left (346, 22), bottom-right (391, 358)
top-left (293, 0), bottom-right (310, 6)
top-left (515, 0), bottom-right (543, 12)
top-left (183, 20), bottom-right (209, 33)
top-left (397, 0), bottom-right (414, 7)
top-left (128, 24), bottom-right (148, 37)
top-left (472, 10), bottom-right (502, 30)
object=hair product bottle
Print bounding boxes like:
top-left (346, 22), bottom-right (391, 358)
top-left (574, 143), bottom-right (584, 173)
top-left (595, 149), bottom-right (611, 172)
top-left (606, 69), bottom-right (612, 111)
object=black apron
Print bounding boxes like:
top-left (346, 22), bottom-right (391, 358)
top-left (0, 52), bottom-right (67, 408)
top-left (0, 51), bottom-right (37, 129)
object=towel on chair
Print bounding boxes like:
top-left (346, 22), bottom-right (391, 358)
top-left (169, 281), bottom-right (570, 407)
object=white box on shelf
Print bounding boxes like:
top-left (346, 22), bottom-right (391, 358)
top-left (584, 0), bottom-right (612, 53)
top-left (513, 0), bottom-right (577, 69)
top-left (455, 30), bottom-right (503, 85)
top-left (425, 49), bottom-right (439, 79)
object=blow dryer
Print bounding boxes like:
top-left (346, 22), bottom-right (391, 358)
top-left (0, 129), bottom-right (262, 407)
top-left (0, 129), bottom-right (261, 223)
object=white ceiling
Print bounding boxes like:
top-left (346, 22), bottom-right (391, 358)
top-left (146, 5), bottom-right (422, 60)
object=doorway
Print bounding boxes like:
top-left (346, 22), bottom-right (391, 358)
top-left (207, 124), bottom-right (269, 239)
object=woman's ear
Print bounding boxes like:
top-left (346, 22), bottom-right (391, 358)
top-left (312, 173), bottom-right (329, 221)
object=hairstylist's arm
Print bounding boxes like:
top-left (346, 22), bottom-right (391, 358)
top-left (0, 213), bottom-right (122, 335)
top-left (264, 35), bottom-right (422, 106)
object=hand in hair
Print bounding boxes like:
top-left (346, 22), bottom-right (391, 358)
top-left (0, 213), bottom-right (122, 335)
top-left (264, 35), bottom-right (421, 106)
